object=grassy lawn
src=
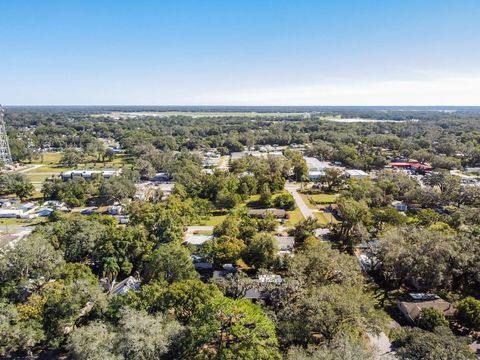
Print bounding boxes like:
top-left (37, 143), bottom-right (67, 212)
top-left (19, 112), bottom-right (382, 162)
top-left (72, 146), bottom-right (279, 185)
top-left (197, 214), bottom-right (226, 227)
top-left (195, 210), bottom-right (228, 227)
top-left (32, 152), bottom-right (63, 164)
top-left (26, 166), bottom-right (71, 173)
top-left (315, 212), bottom-right (338, 225)
top-left (309, 193), bottom-right (337, 203)
top-left (285, 207), bottom-right (304, 227)
top-left (299, 193), bottom-right (316, 209)
top-left (0, 217), bottom-right (45, 227)
top-left (24, 174), bottom-right (57, 182)
top-left (300, 193), bottom-right (338, 213)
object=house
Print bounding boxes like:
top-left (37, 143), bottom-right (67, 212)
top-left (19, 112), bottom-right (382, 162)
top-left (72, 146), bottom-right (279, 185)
top-left (274, 236), bottom-right (295, 252)
top-left (191, 255), bottom-right (213, 274)
top-left (344, 169), bottom-right (369, 179)
top-left (212, 264), bottom-right (238, 279)
top-left (110, 276), bottom-right (141, 296)
top-left (248, 208), bottom-right (286, 219)
top-left (391, 200), bottom-right (408, 212)
top-left (304, 157), bottom-right (331, 180)
top-left (0, 209), bottom-right (24, 218)
top-left (42, 200), bottom-right (69, 212)
top-left (37, 208), bottom-right (54, 217)
top-left (61, 168), bottom-right (121, 181)
top-left (397, 293), bottom-right (455, 323)
top-left (389, 161), bottom-right (432, 173)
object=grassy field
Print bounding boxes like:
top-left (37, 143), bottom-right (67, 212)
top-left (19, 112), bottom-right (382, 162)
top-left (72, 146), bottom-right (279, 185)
top-left (0, 217), bottom-right (45, 227)
top-left (31, 152), bottom-right (63, 164)
top-left (315, 212), bottom-right (339, 225)
top-left (309, 193), bottom-right (337, 203)
top-left (25, 166), bottom-right (71, 173)
top-left (195, 210), bottom-right (228, 227)
top-left (285, 207), bottom-right (304, 227)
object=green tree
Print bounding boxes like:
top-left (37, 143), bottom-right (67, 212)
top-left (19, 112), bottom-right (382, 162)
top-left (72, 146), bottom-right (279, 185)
top-left (322, 167), bottom-right (345, 192)
top-left (68, 308), bottom-right (183, 360)
top-left (13, 178), bottom-right (35, 200)
top-left (144, 243), bottom-right (197, 284)
top-left (0, 233), bottom-right (65, 287)
top-left (289, 242), bottom-right (363, 287)
top-left (212, 215), bottom-right (240, 238)
top-left (335, 197), bottom-right (372, 252)
top-left (377, 226), bottom-right (466, 292)
top-left (67, 321), bottom-right (119, 360)
top-left (188, 297), bottom-right (281, 359)
top-left (160, 280), bottom-right (223, 323)
top-left (274, 193), bottom-right (296, 211)
top-left (392, 326), bottom-right (476, 360)
top-left (100, 176), bottom-right (136, 204)
top-left (456, 297), bottom-right (480, 331)
top-left (216, 188), bottom-right (241, 209)
top-left (41, 278), bottom-right (105, 346)
top-left (116, 308), bottom-right (184, 360)
top-left (286, 336), bottom-right (374, 360)
top-left (259, 183), bottom-right (273, 207)
top-left (416, 307), bottom-right (449, 331)
top-left (278, 284), bottom-right (381, 345)
top-left (242, 232), bottom-right (277, 270)
top-left (0, 301), bottom-right (45, 357)
top-left (61, 149), bottom-right (83, 167)
top-left (292, 217), bottom-right (321, 247)
top-left (201, 236), bottom-right (246, 266)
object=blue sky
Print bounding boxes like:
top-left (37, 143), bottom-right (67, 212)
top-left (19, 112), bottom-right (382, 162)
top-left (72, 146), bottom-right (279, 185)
top-left (1, 0), bottom-right (479, 105)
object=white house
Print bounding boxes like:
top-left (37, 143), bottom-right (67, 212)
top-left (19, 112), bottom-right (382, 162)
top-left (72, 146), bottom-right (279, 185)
top-left (61, 169), bottom-right (121, 181)
top-left (304, 157), bottom-right (331, 180)
top-left (344, 169), bottom-right (369, 179)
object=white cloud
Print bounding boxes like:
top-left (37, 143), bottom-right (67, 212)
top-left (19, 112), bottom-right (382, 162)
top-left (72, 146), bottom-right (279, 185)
top-left (192, 74), bottom-right (480, 106)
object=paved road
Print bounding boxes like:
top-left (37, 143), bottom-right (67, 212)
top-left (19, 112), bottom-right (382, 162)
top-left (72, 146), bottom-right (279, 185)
top-left (284, 182), bottom-right (315, 219)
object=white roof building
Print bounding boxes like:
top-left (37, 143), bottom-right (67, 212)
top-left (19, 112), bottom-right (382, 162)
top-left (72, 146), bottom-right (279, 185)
top-left (61, 168), bottom-right (121, 181)
top-left (304, 157), bottom-right (331, 180)
top-left (344, 169), bottom-right (369, 179)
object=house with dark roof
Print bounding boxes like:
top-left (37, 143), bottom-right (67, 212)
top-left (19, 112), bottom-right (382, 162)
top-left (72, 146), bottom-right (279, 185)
top-left (248, 208), bottom-right (286, 219)
top-left (397, 293), bottom-right (455, 323)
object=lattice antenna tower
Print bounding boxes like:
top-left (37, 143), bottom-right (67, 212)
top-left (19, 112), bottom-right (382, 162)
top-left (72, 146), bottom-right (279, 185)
top-left (0, 105), bottom-right (13, 165)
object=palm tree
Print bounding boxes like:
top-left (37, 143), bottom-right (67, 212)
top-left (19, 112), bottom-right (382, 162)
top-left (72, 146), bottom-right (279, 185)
top-left (102, 257), bottom-right (120, 290)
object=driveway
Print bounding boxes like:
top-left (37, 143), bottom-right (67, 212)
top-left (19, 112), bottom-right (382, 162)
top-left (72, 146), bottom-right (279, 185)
top-left (284, 182), bottom-right (315, 219)
top-left (368, 332), bottom-right (396, 359)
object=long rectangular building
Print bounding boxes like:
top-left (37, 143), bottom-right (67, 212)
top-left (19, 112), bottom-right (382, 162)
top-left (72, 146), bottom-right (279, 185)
top-left (60, 168), bottom-right (121, 181)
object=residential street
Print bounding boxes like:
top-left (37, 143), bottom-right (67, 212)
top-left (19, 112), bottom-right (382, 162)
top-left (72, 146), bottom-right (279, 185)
top-left (284, 182), bottom-right (315, 219)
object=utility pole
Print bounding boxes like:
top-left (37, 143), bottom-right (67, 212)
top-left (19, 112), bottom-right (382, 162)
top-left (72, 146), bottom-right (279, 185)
top-left (0, 105), bottom-right (13, 166)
